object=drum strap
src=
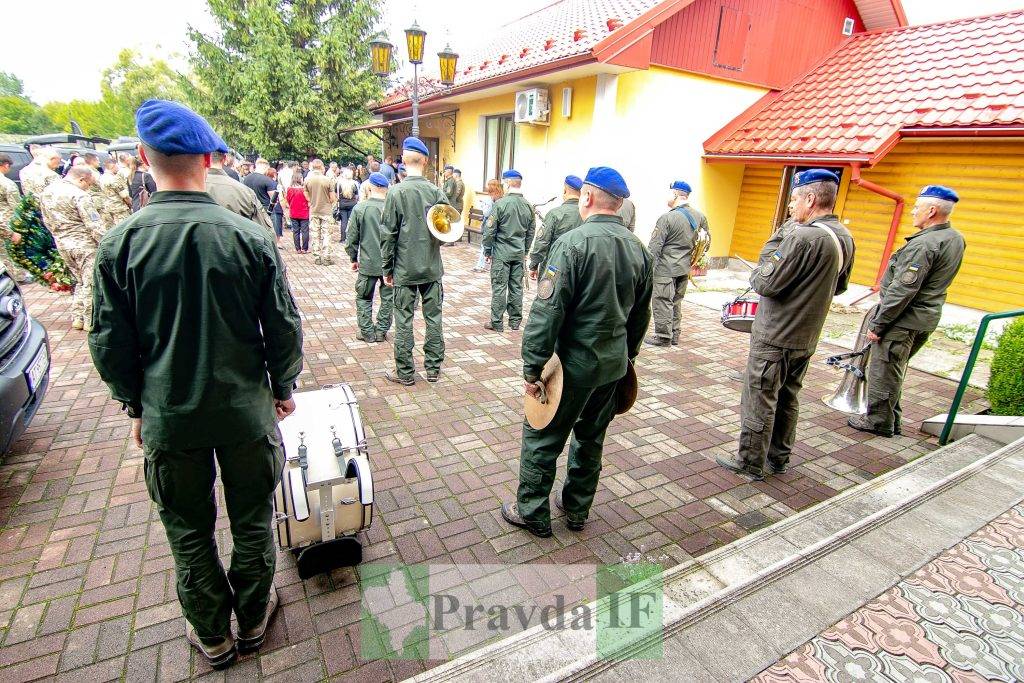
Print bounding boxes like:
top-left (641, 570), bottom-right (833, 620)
top-left (811, 221), bottom-right (844, 275)
top-left (673, 205), bottom-right (697, 230)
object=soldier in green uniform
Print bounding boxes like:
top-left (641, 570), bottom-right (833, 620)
top-left (452, 169), bottom-right (466, 214)
top-left (528, 174), bottom-right (583, 282)
top-left (441, 164), bottom-right (457, 205)
top-left (89, 100), bottom-right (303, 669)
top-left (848, 185), bottom-right (965, 437)
top-left (380, 137), bottom-right (450, 385)
top-left (645, 180), bottom-right (709, 346)
top-left (483, 169), bottom-right (535, 332)
top-left (717, 170), bottom-right (855, 481)
top-left (344, 172), bottom-right (393, 343)
top-left (0, 153), bottom-right (29, 281)
top-left (501, 167), bottom-right (653, 537)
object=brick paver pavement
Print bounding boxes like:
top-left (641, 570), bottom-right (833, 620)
top-left (0, 238), bottom-right (984, 681)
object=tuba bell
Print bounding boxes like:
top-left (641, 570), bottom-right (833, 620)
top-left (822, 307), bottom-right (874, 414)
top-left (426, 203), bottom-right (464, 243)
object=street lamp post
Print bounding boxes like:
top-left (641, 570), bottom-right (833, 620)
top-left (369, 22), bottom-right (459, 140)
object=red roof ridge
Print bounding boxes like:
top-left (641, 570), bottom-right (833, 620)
top-left (857, 7), bottom-right (1024, 39)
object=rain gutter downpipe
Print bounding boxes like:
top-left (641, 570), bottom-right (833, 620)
top-left (850, 162), bottom-right (904, 297)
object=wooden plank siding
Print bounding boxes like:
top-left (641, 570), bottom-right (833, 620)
top-left (651, 0), bottom-right (867, 89)
top-left (842, 140), bottom-right (1024, 312)
top-left (731, 164), bottom-right (785, 261)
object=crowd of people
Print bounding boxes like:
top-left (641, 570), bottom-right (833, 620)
top-left (0, 98), bottom-right (967, 670)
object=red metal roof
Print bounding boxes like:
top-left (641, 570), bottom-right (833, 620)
top-left (705, 10), bottom-right (1024, 163)
top-left (374, 0), bottom-right (665, 110)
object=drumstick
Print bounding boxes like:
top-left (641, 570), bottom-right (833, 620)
top-left (734, 253), bottom-right (756, 271)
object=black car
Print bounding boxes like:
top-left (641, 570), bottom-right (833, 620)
top-left (0, 267), bottom-right (50, 455)
top-left (0, 144), bottom-right (32, 193)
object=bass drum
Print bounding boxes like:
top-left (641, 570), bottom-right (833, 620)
top-left (274, 455), bottom-right (373, 550)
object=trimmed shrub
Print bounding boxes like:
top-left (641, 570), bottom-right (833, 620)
top-left (988, 317), bottom-right (1024, 416)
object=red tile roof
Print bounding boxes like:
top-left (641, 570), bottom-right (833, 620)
top-left (374, 0), bottom-right (665, 110)
top-left (705, 10), bottom-right (1024, 163)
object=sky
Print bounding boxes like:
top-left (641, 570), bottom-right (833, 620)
top-left (2, 0), bottom-right (1022, 105)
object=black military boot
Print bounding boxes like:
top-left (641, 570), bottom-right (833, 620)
top-left (500, 502), bottom-right (552, 538)
top-left (645, 335), bottom-right (670, 347)
top-left (715, 454), bottom-right (765, 481)
top-left (847, 415), bottom-right (893, 438)
top-left (554, 489), bottom-right (586, 531)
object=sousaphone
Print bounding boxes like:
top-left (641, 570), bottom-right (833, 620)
top-left (426, 203), bottom-right (465, 243)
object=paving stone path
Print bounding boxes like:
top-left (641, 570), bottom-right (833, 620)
top-left (0, 238), bottom-right (983, 681)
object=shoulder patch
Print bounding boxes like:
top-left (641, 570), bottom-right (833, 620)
top-left (537, 265), bottom-right (559, 300)
top-left (900, 264), bottom-right (920, 285)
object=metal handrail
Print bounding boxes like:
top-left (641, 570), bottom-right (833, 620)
top-left (939, 308), bottom-right (1024, 445)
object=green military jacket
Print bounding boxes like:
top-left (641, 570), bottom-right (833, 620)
top-left (89, 191), bottom-right (304, 451)
top-left (749, 214), bottom-right (855, 352)
top-left (452, 178), bottom-right (465, 213)
top-left (484, 191), bottom-right (535, 263)
top-left (616, 197), bottom-right (636, 232)
top-left (442, 176), bottom-right (457, 204)
top-left (529, 198), bottom-right (582, 272)
top-left (344, 197), bottom-right (386, 276)
top-left (205, 168), bottom-right (273, 231)
top-left (380, 175), bottom-right (449, 286)
top-left (523, 214), bottom-right (653, 387)
top-left (648, 204), bottom-right (707, 278)
top-left (870, 222), bottom-right (965, 335)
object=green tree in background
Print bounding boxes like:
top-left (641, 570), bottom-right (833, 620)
top-left (0, 71), bottom-right (55, 134)
top-left (188, 0), bottom-right (384, 159)
top-left (42, 50), bottom-right (190, 138)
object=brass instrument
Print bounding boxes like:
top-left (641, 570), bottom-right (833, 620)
top-left (822, 307), bottom-right (874, 414)
top-left (426, 203), bottom-right (464, 243)
top-left (691, 223), bottom-right (711, 268)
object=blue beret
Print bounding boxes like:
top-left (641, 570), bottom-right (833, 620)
top-left (583, 166), bottom-right (630, 199)
top-left (369, 172), bottom-right (389, 188)
top-left (135, 99), bottom-right (228, 156)
top-left (502, 169), bottom-right (522, 180)
top-left (670, 180), bottom-right (692, 193)
top-left (443, 164), bottom-right (454, 171)
top-left (402, 137), bottom-right (429, 156)
top-left (793, 169), bottom-right (840, 188)
top-left (453, 168), bottom-right (461, 173)
top-left (564, 175), bottom-right (583, 191)
top-left (398, 163), bottom-right (406, 172)
top-left (919, 185), bottom-right (959, 203)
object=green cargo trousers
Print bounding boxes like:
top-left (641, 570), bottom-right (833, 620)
top-left (143, 429), bottom-right (284, 640)
top-left (737, 337), bottom-right (813, 474)
top-left (355, 274), bottom-right (394, 340)
top-left (865, 327), bottom-right (930, 434)
top-left (490, 259), bottom-right (524, 330)
top-left (651, 275), bottom-right (689, 341)
top-left (393, 281), bottom-right (444, 380)
top-left (517, 380), bottom-right (620, 529)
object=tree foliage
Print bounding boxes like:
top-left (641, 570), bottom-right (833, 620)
top-left (0, 71), bottom-right (54, 134)
top-left (42, 50), bottom-right (190, 138)
top-left (188, 0), bottom-right (384, 159)
top-left (988, 317), bottom-right (1024, 416)
top-left (0, 96), bottom-right (55, 135)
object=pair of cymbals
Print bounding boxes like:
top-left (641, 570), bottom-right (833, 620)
top-left (524, 355), bottom-right (638, 429)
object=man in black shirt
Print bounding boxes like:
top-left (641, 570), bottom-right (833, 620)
top-left (242, 159), bottom-right (278, 213)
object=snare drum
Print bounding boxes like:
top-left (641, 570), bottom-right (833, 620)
top-left (721, 296), bottom-right (759, 333)
top-left (273, 385), bottom-right (374, 576)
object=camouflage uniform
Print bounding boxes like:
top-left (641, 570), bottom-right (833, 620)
top-left (100, 171), bottom-right (132, 228)
top-left (19, 163), bottom-right (60, 197)
top-left (38, 179), bottom-right (105, 326)
top-left (0, 174), bottom-right (26, 279)
top-left (86, 169), bottom-right (107, 226)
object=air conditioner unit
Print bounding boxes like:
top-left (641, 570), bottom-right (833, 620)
top-left (514, 88), bottom-right (550, 125)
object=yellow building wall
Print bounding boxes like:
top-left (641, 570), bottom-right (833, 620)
top-left (841, 139), bottom-right (1024, 312)
top-left (730, 165), bottom-right (785, 261)
top-left (450, 75), bottom-right (598, 211)
top-left (612, 66), bottom-right (768, 248)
